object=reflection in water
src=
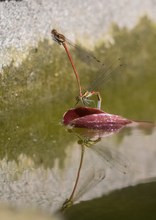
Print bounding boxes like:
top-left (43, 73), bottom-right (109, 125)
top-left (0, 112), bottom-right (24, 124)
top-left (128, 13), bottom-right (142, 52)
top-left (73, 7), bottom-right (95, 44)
top-left (61, 135), bottom-right (102, 212)
top-left (60, 121), bottom-right (155, 212)
top-left (61, 144), bottom-right (85, 212)
top-left (0, 121), bottom-right (155, 215)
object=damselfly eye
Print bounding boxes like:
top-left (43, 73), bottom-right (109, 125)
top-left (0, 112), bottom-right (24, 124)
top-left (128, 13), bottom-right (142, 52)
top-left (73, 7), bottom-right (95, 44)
top-left (51, 29), bottom-right (56, 35)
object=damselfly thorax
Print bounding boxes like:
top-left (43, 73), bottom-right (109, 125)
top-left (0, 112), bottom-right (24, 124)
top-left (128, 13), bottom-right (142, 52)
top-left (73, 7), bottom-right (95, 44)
top-left (76, 91), bottom-right (102, 109)
top-left (51, 29), bottom-right (66, 44)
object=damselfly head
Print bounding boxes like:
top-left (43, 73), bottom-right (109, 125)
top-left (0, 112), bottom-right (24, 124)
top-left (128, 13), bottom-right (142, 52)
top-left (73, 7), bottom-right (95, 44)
top-left (51, 29), bottom-right (57, 35)
top-left (51, 29), bottom-right (65, 45)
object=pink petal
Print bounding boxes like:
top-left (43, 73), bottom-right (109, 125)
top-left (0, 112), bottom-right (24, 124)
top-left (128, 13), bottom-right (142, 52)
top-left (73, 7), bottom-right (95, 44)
top-left (63, 107), bottom-right (132, 129)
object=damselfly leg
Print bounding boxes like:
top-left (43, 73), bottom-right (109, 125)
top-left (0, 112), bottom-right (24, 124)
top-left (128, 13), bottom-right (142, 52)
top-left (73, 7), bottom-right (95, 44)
top-left (76, 90), bottom-right (102, 109)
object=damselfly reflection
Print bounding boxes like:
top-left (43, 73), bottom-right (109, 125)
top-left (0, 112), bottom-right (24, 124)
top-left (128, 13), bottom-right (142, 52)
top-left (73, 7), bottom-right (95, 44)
top-left (61, 136), bottom-right (105, 212)
top-left (76, 133), bottom-right (129, 175)
top-left (60, 130), bottom-right (129, 212)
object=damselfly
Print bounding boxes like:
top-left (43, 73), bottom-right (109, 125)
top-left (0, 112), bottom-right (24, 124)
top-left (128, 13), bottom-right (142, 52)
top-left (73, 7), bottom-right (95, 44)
top-left (51, 29), bottom-right (123, 109)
